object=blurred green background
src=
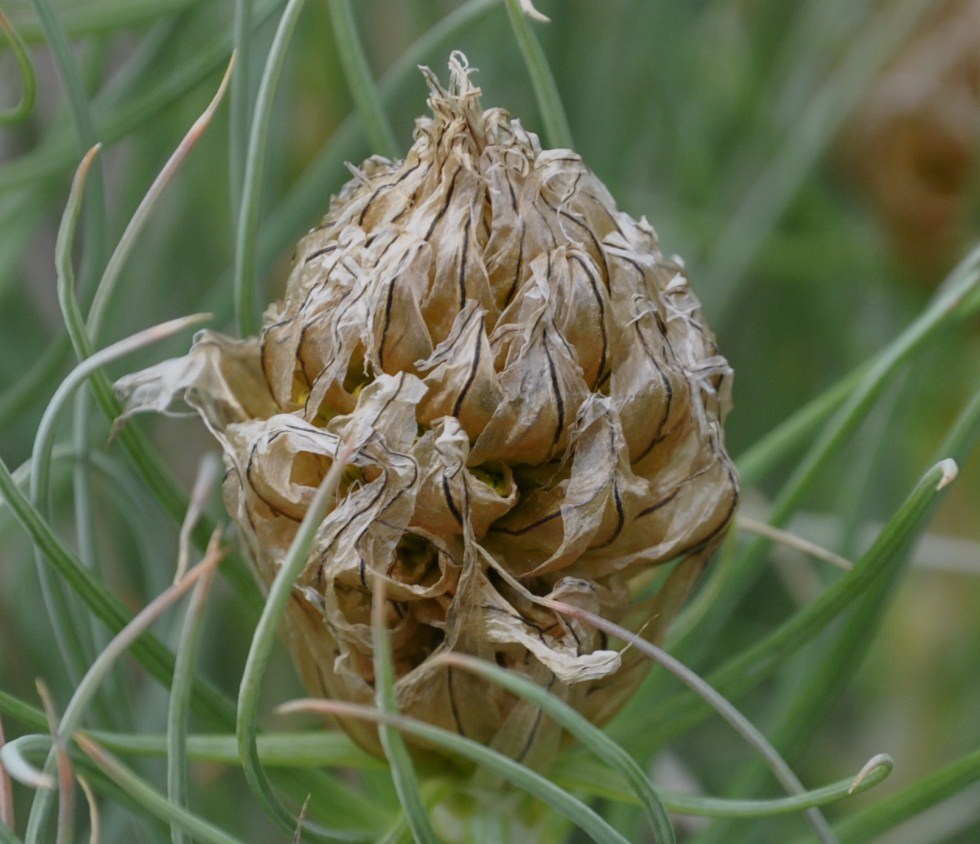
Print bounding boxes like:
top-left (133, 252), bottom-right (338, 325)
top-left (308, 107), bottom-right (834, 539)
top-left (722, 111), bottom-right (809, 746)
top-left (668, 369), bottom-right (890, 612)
top-left (2, 0), bottom-right (979, 841)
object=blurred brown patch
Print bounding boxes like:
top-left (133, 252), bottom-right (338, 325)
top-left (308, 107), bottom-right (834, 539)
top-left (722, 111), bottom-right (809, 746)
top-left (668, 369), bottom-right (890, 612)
top-left (841, 0), bottom-right (980, 280)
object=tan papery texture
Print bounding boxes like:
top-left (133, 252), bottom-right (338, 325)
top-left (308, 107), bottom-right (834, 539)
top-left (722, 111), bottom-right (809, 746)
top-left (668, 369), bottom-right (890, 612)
top-left (116, 53), bottom-right (739, 766)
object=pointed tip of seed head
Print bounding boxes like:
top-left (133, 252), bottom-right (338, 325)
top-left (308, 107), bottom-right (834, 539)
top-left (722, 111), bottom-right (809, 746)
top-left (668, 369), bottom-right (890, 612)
top-left (447, 51), bottom-right (479, 96)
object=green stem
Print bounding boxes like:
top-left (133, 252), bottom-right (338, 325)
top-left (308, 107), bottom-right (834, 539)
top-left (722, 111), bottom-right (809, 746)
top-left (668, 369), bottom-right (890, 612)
top-left (326, 0), bottom-right (399, 159)
top-left (234, 0), bottom-right (309, 337)
top-left (503, 0), bottom-right (573, 149)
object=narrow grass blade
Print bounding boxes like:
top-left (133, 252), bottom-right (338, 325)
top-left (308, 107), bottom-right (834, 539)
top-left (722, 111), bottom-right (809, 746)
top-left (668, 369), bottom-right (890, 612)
top-left (326, 0), bottom-right (399, 158)
top-left (440, 654), bottom-right (675, 842)
top-left (552, 752), bottom-right (892, 818)
top-left (73, 735), bottom-right (247, 844)
top-left (234, 0), bottom-right (309, 337)
top-left (704, 0), bottom-right (933, 316)
top-left (539, 601), bottom-right (837, 843)
top-left (630, 459), bottom-right (959, 755)
top-left (168, 536), bottom-right (221, 844)
top-left (237, 444), bottom-right (354, 841)
top-left (54, 129), bottom-right (262, 621)
top-left (30, 0), bottom-right (107, 270)
top-left (48, 133), bottom-right (210, 702)
top-left (735, 517), bottom-right (852, 570)
top-left (503, 0), bottom-right (573, 149)
top-left (675, 246), bottom-right (980, 667)
top-left (828, 747), bottom-right (980, 843)
top-left (83, 731), bottom-right (381, 770)
top-left (85, 55), bottom-right (235, 343)
top-left (63, 55), bottom-right (231, 634)
top-left (33, 683), bottom-right (74, 844)
top-left (176, 454), bottom-right (223, 581)
top-left (0, 11), bottom-right (36, 124)
top-left (230, 0), bottom-right (253, 215)
top-left (371, 586), bottom-right (439, 844)
top-left (24, 548), bottom-right (227, 842)
top-left (278, 700), bottom-right (632, 844)
top-left (76, 777), bottom-right (98, 844)
top-left (0, 736), bottom-right (54, 790)
top-left (38, 144), bottom-right (105, 685)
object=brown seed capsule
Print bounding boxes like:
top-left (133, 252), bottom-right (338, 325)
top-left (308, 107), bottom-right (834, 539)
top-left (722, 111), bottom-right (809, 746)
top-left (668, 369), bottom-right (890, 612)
top-left (117, 52), bottom-right (738, 767)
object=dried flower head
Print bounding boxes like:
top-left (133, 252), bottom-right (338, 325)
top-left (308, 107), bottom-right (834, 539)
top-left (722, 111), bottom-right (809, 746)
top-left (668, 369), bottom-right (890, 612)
top-left (117, 53), bottom-right (738, 766)
top-left (841, 0), bottom-right (980, 277)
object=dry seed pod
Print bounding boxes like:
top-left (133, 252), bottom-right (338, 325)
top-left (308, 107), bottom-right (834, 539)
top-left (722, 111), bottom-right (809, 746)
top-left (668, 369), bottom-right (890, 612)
top-left (116, 53), bottom-right (738, 766)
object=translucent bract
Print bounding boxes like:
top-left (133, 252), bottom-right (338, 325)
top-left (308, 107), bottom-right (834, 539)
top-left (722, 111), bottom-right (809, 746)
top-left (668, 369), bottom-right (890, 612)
top-left (117, 53), bottom-right (739, 766)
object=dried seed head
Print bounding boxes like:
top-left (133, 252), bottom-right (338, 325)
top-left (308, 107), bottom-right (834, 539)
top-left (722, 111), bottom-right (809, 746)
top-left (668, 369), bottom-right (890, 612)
top-left (841, 0), bottom-right (980, 277)
top-left (117, 52), bottom-right (738, 766)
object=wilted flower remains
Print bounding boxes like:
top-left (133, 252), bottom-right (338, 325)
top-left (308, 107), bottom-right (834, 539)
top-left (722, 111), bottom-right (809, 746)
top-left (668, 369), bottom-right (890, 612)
top-left (117, 53), bottom-right (738, 765)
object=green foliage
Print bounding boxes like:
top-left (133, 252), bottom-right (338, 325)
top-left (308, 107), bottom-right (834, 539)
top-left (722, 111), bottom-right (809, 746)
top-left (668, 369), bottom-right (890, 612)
top-left (2, 1), bottom-right (979, 841)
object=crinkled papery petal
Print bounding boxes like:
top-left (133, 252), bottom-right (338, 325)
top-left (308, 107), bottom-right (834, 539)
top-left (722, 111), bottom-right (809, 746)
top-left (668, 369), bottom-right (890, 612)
top-left (486, 394), bottom-right (648, 576)
top-left (239, 414), bottom-right (339, 523)
top-left (415, 301), bottom-right (503, 439)
top-left (114, 331), bottom-right (276, 435)
top-left (471, 266), bottom-right (589, 465)
top-left (478, 572), bottom-right (621, 684)
top-left (412, 417), bottom-right (518, 538)
top-left (367, 230), bottom-right (435, 375)
top-left (262, 226), bottom-right (373, 417)
top-left (405, 160), bottom-right (498, 345)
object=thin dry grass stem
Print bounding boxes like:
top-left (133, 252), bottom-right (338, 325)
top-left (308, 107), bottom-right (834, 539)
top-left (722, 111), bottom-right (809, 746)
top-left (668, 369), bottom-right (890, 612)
top-left (540, 599), bottom-right (838, 844)
top-left (176, 454), bottom-right (222, 581)
top-left (736, 516), bottom-right (853, 571)
top-left (76, 775), bottom-right (99, 844)
top-left (87, 54), bottom-right (235, 342)
top-left (69, 737), bottom-right (121, 813)
top-left (0, 716), bottom-right (14, 831)
top-left (13, 537), bottom-right (229, 839)
top-left (75, 776), bottom-right (102, 844)
top-left (35, 680), bottom-right (75, 844)
top-left (55, 529), bottom-right (229, 750)
top-left (292, 795), bottom-right (311, 844)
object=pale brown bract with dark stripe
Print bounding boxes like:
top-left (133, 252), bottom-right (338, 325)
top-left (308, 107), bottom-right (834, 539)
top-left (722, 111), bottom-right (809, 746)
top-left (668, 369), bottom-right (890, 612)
top-left (115, 52), bottom-right (738, 767)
